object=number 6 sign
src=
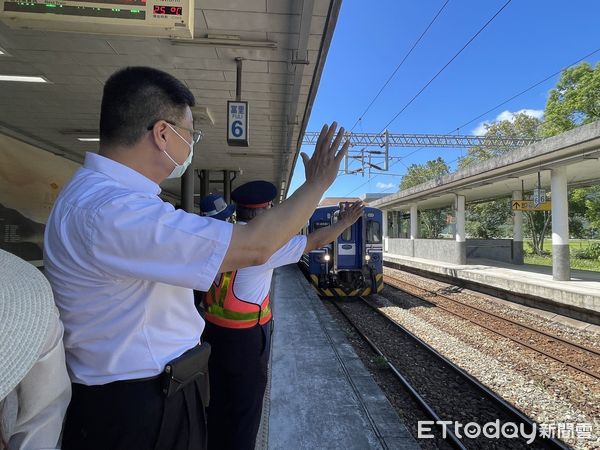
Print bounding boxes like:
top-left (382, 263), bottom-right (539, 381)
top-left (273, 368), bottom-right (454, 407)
top-left (227, 101), bottom-right (249, 146)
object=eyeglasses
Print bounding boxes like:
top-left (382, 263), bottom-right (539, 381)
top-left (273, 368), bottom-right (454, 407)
top-left (147, 120), bottom-right (204, 145)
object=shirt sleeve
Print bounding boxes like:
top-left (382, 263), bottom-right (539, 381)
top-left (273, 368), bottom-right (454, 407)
top-left (262, 235), bottom-right (308, 270)
top-left (9, 308), bottom-right (71, 450)
top-left (89, 195), bottom-right (233, 291)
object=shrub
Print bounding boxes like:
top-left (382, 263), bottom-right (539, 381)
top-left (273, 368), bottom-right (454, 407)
top-left (573, 242), bottom-right (600, 260)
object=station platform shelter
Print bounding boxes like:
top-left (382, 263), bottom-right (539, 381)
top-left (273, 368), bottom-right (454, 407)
top-left (370, 121), bottom-right (600, 323)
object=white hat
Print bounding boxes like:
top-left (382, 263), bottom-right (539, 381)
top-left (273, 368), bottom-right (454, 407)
top-left (0, 249), bottom-right (54, 400)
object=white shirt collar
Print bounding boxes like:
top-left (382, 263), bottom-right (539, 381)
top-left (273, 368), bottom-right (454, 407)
top-left (83, 152), bottom-right (161, 195)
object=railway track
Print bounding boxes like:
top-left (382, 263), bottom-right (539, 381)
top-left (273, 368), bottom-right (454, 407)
top-left (384, 273), bottom-right (600, 381)
top-left (331, 295), bottom-right (570, 450)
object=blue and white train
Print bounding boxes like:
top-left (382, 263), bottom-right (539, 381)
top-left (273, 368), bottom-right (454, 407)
top-left (300, 203), bottom-right (384, 297)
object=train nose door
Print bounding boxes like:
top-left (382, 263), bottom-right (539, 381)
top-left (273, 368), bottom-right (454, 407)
top-left (333, 209), bottom-right (361, 270)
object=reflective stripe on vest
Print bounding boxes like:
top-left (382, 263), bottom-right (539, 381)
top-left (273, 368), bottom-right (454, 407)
top-left (204, 271), bottom-right (272, 329)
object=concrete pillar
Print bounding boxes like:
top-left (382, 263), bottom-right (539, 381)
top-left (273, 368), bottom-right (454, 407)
top-left (551, 166), bottom-right (570, 280)
top-left (223, 170), bottom-right (232, 203)
top-left (455, 195), bottom-right (466, 264)
top-left (199, 169), bottom-right (210, 200)
top-left (512, 190), bottom-right (524, 264)
top-left (410, 205), bottom-right (418, 239)
top-left (382, 210), bottom-right (389, 252)
top-left (410, 205), bottom-right (418, 257)
top-left (181, 166), bottom-right (194, 212)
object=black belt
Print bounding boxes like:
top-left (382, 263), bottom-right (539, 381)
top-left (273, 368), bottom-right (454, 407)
top-left (120, 374), bottom-right (162, 384)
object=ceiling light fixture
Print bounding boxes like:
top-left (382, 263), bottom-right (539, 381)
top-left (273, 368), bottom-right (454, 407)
top-left (171, 36), bottom-right (277, 49)
top-left (0, 75), bottom-right (48, 83)
top-left (77, 137), bottom-right (100, 142)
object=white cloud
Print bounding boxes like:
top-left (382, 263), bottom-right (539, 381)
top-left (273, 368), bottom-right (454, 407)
top-left (376, 182), bottom-right (395, 190)
top-left (471, 108), bottom-right (544, 135)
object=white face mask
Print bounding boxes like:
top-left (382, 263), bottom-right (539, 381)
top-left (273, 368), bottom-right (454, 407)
top-left (163, 124), bottom-right (194, 179)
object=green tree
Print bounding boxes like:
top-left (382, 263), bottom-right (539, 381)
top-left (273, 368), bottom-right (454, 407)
top-left (466, 199), bottom-right (512, 239)
top-left (400, 158), bottom-right (450, 238)
top-left (524, 210), bottom-right (551, 256)
top-left (570, 186), bottom-right (600, 236)
top-left (542, 62), bottom-right (600, 137)
top-left (459, 113), bottom-right (542, 169)
top-left (543, 61), bottom-right (600, 242)
top-left (460, 113), bottom-right (543, 245)
top-left (400, 157), bottom-right (450, 190)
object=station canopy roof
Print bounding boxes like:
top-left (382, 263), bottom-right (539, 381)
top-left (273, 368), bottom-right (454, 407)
top-left (372, 120), bottom-right (600, 211)
top-left (0, 0), bottom-right (341, 203)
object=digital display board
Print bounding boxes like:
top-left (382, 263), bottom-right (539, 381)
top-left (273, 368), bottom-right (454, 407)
top-left (0, 0), bottom-right (194, 38)
top-left (153, 5), bottom-right (181, 15)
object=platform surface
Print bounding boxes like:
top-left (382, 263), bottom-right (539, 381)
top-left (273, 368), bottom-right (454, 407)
top-left (259, 265), bottom-right (419, 450)
top-left (385, 252), bottom-right (600, 320)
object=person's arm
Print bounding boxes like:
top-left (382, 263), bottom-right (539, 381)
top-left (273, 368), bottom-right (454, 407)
top-left (219, 122), bottom-right (349, 272)
top-left (304, 201), bottom-right (364, 253)
top-left (9, 308), bottom-right (71, 450)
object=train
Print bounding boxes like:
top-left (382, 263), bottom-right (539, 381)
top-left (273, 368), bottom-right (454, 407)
top-left (300, 203), bottom-right (384, 297)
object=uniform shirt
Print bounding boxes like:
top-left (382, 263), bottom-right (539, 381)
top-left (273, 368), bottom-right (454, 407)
top-left (228, 227), bottom-right (307, 305)
top-left (1, 307), bottom-right (71, 450)
top-left (43, 152), bottom-right (232, 385)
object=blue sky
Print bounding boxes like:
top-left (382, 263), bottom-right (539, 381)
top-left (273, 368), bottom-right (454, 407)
top-left (288, 0), bottom-right (600, 198)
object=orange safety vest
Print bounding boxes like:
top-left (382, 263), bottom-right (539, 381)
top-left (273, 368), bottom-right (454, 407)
top-left (203, 271), bottom-right (272, 329)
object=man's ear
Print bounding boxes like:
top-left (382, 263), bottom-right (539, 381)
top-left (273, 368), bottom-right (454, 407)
top-left (151, 121), bottom-right (169, 151)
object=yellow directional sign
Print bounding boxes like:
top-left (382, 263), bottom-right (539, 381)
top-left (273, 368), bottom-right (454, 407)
top-left (512, 200), bottom-right (551, 211)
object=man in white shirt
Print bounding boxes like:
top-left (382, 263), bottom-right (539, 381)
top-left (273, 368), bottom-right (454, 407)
top-left (43, 66), bottom-right (349, 450)
top-left (199, 184), bottom-right (364, 450)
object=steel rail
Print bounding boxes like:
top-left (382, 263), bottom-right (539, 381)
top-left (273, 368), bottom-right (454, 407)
top-left (330, 299), bottom-right (467, 450)
top-left (384, 274), bottom-right (600, 381)
top-left (353, 295), bottom-right (570, 450)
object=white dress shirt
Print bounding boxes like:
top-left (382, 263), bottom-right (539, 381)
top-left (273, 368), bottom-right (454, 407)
top-left (1, 307), bottom-right (71, 450)
top-left (43, 153), bottom-right (232, 385)
top-left (228, 229), bottom-right (307, 305)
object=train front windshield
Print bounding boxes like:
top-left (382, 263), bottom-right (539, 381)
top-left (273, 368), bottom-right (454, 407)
top-left (366, 220), bottom-right (381, 244)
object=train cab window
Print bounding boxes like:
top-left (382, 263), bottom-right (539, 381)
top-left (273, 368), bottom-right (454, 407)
top-left (333, 211), bottom-right (352, 241)
top-left (340, 226), bottom-right (352, 241)
top-left (366, 220), bottom-right (381, 243)
top-left (311, 220), bottom-right (330, 232)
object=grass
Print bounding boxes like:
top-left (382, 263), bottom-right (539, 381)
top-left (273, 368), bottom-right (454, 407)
top-left (524, 239), bottom-right (600, 272)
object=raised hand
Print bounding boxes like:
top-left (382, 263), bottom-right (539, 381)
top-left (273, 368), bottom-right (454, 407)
top-left (300, 122), bottom-right (349, 190)
top-left (339, 201), bottom-right (364, 226)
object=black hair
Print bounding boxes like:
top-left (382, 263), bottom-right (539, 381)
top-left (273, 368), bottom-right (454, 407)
top-left (235, 205), bottom-right (269, 222)
top-left (99, 67), bottom-right (195, 148)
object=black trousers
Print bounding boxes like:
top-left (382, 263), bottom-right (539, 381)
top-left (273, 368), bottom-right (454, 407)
top-left (202, 320), bottom-right (272, 450)
top-left (62, 374), bottom-right (207, 450)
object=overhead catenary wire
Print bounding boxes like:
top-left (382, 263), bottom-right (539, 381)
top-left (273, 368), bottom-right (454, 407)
top-left (342, 45), bottom-right (600, 197)
top-left (377, 0), bottom-right (513, 134)
top-left (349, 0), bottom-right (450, 133)
top-left (342, 0), bottom-right (514, 196)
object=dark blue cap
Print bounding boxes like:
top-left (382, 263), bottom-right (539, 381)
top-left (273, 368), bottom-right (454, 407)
top-left (199, 193), bottom-right (236, 221)
top-left (231, 180), bottom-right (277, 208)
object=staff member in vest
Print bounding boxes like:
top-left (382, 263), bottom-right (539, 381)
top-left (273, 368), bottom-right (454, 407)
top-left (43, 66), bottom-right (350, 450)
top-left (200, 184), bottom-right (364, 450)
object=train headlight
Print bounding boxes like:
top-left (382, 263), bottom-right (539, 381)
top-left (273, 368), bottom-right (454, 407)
top-left (324, 254), bottom-right (331, 261)
top-left (365, 254), bottom-right (371, 262)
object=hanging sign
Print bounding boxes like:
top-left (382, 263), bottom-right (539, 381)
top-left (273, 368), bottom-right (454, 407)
top-left (227, 101), bottom-right (249, 147)
top-left (512, 200), bottom-right (551, 211)
top-left (533, 188), bottom-right (546, 207)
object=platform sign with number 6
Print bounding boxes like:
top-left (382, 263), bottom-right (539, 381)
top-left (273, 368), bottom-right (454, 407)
top-left (227, 101), bottom-right (249, 146)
